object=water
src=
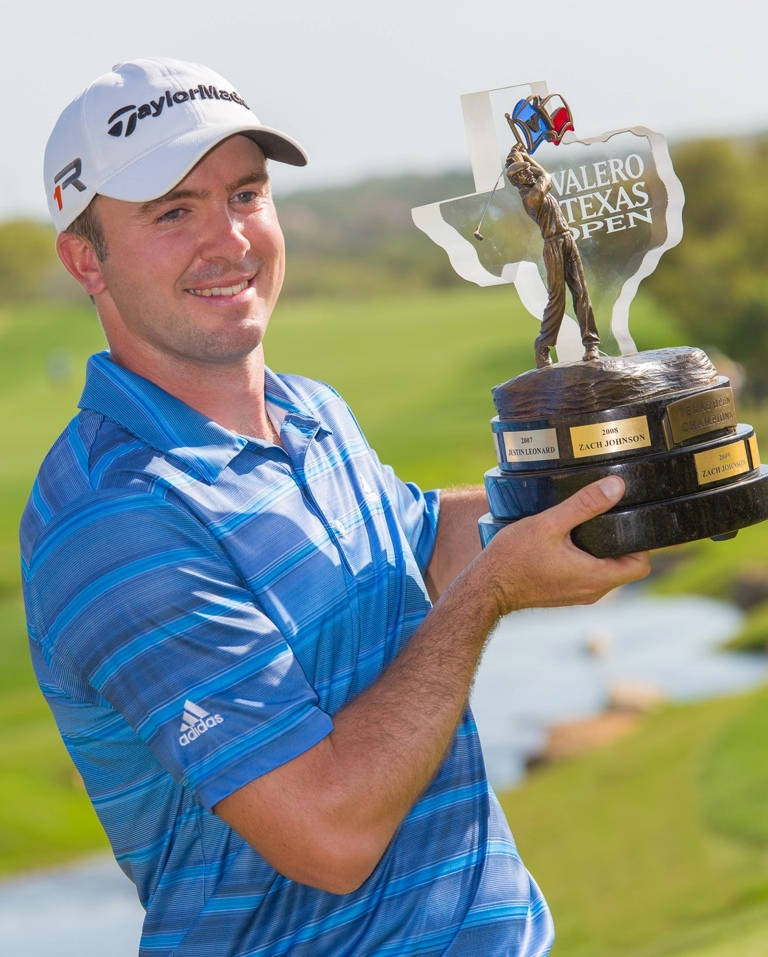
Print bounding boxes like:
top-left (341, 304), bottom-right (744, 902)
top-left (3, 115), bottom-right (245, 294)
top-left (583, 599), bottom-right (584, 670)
top-left (2, 592), bottom-right (765, 954)
top-left (0, 856), bottom-right (143, 956)
top-left (471, 590), bottom-right (766, 787)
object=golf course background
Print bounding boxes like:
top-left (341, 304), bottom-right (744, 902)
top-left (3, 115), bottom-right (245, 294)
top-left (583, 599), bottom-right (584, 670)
top-left (2, 136), bottom-right (768, 955)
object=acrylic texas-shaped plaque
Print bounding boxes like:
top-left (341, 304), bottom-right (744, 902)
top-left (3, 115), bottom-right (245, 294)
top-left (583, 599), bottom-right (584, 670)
top-left (411, 81), bottom-right (684, 361)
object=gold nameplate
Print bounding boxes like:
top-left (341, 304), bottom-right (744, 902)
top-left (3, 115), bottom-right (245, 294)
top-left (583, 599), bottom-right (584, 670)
top-left (749, 434), bottom-right (761, 469)
top-left (664, 386), bottom-right (736, 446)
top-left (570, 416), bottom-right (651, 459)
top-left (694, 440), bottom-right (750, 486)
top-left (502, 427), bottom-right (560, 463)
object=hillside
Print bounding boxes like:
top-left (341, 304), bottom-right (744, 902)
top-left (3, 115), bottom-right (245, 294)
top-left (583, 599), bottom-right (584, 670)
top-left (278, 168), bottom-right (474, 296)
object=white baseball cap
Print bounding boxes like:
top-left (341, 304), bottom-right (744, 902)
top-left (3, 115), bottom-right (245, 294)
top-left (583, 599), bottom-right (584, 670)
top-left (44, 57), bottom-right (308, 233)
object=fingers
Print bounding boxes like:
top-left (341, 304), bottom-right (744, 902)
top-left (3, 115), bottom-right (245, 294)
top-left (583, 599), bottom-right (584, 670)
top-left (545, 475), bottom-right (626, 537)
top-left (553, 479), bottom-right (652, 582)
top-left (604, 550), bottom-right (652, 584)
top-left (479, 476), bottom-right (651, 614)
top-left (547, 477), bottom-right (652, 584)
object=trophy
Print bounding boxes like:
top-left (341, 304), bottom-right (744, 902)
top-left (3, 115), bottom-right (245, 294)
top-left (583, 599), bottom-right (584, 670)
top-left (412, 83), bottom-right (768, 557)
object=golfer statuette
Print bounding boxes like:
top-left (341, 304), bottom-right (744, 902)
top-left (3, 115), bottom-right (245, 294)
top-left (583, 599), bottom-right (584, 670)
top-left (413, 85), bottom-right (768, 556)
top-left (493, 98), bottom-right (601, 369)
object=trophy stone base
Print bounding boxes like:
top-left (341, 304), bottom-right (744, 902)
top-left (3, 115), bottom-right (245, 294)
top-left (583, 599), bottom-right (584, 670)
top-left (481, 346), bottom-right (768, 558)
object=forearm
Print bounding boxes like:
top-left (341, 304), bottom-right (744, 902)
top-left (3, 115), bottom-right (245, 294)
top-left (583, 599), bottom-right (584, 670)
top-left (330, 557), bottom-right (498, 829)
top-left (425, 485), bottom-right (488, 599)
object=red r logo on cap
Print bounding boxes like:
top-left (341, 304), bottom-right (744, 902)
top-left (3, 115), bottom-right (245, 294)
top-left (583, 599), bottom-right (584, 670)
top-left (53, 158), bottom-right (86, 210)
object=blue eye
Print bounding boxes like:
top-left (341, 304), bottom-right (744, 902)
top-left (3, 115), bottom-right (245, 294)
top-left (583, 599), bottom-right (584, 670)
top-left (234, 190), bottom-right (259, 204)
top-left (157, 208), bottom-right (185, 223)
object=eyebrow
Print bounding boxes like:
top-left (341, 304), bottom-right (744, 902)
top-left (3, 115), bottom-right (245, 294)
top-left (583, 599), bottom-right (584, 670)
top-left (138, 189), bottom-right (205, 217)
top-left (138, 170), bottom-right (270, 217)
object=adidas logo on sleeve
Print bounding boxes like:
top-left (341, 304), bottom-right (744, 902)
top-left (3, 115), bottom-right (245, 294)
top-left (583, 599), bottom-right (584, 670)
top-left (178, 699), bottom-right (224, 747)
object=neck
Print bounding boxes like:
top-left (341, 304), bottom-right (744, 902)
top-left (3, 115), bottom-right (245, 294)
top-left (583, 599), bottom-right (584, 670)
top-left (110, 343), bottom-right (275, 441)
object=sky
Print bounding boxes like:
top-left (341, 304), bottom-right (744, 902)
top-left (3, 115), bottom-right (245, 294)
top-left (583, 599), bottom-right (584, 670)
top-left (1, 0), bottom-right (764, 222)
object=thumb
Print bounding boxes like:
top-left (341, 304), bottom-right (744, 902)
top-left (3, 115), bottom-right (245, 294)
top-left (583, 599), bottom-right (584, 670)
top-left (549, 475), bottom-right (625, 535)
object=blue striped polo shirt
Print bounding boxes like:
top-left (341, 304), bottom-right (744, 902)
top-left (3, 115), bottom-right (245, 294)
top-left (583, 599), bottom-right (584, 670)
top-left (20, 351), bottom-right (553, 956)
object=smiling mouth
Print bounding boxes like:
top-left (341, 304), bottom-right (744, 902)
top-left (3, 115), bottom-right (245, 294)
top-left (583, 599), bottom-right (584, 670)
top-left (185, 277), bottom-right (253, 298)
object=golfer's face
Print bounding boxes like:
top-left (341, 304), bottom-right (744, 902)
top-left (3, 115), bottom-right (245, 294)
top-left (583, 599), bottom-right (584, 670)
top-left (94, 135), bottom-right (285, 369)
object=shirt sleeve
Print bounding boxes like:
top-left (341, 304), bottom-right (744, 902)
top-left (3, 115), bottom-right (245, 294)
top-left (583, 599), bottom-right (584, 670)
top-left (323, 383), bottom-right (441, 575)
top-left (375, 460), bottom-right (440, 575)
top-left (23, 489), bottom-right (334, 810)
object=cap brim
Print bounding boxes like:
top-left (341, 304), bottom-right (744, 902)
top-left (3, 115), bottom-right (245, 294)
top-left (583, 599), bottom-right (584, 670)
top-left (242, 127), bottom-right (307, 167)
top-left (98, 120), bottom-right (307, 203)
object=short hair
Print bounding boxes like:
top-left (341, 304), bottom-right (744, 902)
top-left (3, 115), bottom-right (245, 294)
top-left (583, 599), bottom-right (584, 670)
top-left (65, 199), bottom-right (108, 262)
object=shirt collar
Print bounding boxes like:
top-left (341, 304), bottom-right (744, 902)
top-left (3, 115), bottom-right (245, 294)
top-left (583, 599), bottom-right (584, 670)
top-left (263, 366), bottom-right (333, 439)
top-left (79, 352), bottom-right (332, 483)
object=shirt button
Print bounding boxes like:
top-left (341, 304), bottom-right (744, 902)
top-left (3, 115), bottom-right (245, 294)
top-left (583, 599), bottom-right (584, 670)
top-left (331, 520), bottom-right (344, 537)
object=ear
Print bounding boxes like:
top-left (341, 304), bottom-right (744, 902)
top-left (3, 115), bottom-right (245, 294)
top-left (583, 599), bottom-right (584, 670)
top-left (56, 232), bottom-right (107, 297)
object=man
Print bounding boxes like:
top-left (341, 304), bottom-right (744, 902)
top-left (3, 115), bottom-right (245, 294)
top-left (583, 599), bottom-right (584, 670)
top-left (21, 58), bottom-right (649, 956)
top-left (507, 145), bottom-right (600, 368)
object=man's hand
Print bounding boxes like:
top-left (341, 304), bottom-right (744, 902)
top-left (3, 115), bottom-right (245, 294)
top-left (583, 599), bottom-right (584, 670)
top-left (476, 475), bottom-right (650, 617)
top-left (505, 144), bottom-right (528, 168)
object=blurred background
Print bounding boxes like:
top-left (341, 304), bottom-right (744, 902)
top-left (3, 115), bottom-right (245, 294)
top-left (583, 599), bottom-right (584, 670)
top-left (2, 2), bottom-right (768, 954)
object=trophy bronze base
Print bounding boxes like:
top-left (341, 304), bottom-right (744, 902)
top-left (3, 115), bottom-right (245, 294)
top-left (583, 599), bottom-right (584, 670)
top-left (481, 347), bottom-right (768, 557)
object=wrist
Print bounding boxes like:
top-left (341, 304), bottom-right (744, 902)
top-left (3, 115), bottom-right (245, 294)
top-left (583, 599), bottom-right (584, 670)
top-left (439, 550), bottom-right (507, 632)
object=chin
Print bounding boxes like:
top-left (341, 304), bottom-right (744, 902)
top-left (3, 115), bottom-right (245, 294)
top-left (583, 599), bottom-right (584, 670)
top-left (205, 329), bottom-right (267, 364)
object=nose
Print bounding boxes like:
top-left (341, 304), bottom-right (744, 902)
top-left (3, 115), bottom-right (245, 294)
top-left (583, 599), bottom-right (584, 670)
top-left (197, 205), bottom-right (250, 263)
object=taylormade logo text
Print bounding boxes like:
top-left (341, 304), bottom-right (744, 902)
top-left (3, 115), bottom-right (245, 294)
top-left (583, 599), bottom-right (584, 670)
top-left (107, 85), bottom-right (250, 137)
top-left (178, 699), bottom-right (224, 747)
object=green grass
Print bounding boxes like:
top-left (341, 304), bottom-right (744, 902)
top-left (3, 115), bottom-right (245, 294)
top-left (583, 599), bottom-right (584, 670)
top-left (669, 912), bottom-right (768, 957)
top-left (699, 685), bottom-right (768, 845)
top-left (723, 599), bottom-right (768, 652)
top-left (499, 685), bottom-right (768, 957)
top-left (0, 299), bottom-right (109, 874)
